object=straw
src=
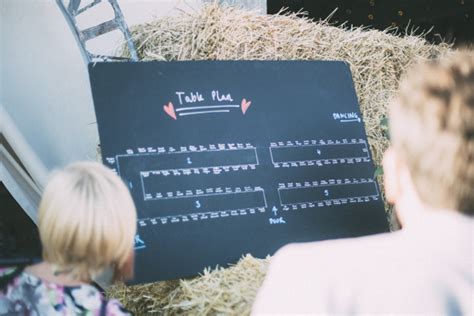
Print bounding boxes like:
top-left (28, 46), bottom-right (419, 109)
top-left (107, 4), bottom-right (452, 314)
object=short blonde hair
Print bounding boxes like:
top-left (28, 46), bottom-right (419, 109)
top-left (390, 50), bottom-right (474, 215)
top-left (38, 161), bottom-right (137, 280)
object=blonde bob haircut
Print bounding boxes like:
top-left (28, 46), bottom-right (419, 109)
top-left (38, 161), bottom-right (137, 280)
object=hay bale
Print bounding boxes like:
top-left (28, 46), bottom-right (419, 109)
top-left (108, 3), bottom-right (452, 315)
top-left (107, 254), bottom-right (270, 315)
top-left (124, 3), bottom-right (450, 226)
top-left (127, 3), bottom-right (449, 166)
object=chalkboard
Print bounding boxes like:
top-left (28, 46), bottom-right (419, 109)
top-left (88, 60), bottom-right (389, 284)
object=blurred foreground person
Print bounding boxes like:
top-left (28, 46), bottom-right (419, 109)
top-left (253, 51), bottom-right (474, 314)
top-left (0, 162), bottom-right (136, 315)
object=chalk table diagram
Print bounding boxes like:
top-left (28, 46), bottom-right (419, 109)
top-left (89, 60), bottom-right (389, 284)
top-left (116, 144), bottom-right (266, 224)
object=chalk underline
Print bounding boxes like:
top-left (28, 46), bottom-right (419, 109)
top-left (179, 110), bottom-right (231, 116)
top-left (340, 118), bottom-right (360, 122)
top-left (175, 105), bottom-right (240, 112)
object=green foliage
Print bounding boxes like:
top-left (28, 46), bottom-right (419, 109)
top-left (380, 116), bottom-right (390, 140)
top-left (374, 165), bottom-right (384, 178)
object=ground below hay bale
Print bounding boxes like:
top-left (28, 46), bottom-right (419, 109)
top-left (110, 3), bottom-right (451, 315)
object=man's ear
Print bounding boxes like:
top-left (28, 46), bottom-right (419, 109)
top-left (383, 147), bottom-right (400, 205)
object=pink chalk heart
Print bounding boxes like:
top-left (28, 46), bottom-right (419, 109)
top-left (241, 98), bottom-right (252, 114)
top-left (163, 102), bottom-right (177, 120)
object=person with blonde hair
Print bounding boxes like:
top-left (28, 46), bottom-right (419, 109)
top-left (253, 51), bottom-right (474, 314)
top-left (0, 161), bottom-right (137, 315)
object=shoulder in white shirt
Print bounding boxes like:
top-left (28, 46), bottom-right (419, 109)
top-left (252, 211), bottom-right (473, 315)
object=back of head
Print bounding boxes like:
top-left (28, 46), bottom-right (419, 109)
top-left (38, 161), bottom-right (137, 280)
top-left (390, 50), bottom-right (474, 215)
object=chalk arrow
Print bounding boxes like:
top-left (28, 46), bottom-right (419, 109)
top-left (272, 206), bottom-right (278, 216)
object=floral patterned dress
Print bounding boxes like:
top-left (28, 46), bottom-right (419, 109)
top-left (0, 267), bottom-right (131, 316)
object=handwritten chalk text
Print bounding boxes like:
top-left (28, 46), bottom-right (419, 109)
top-left (175, 90), bottom-right (233, 105)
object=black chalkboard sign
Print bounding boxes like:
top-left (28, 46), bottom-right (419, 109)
top-left (88, 60), bottom-right (389, 284)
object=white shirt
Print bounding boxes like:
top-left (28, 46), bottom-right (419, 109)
top-left (253, 211), bottom-right (473, 315)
